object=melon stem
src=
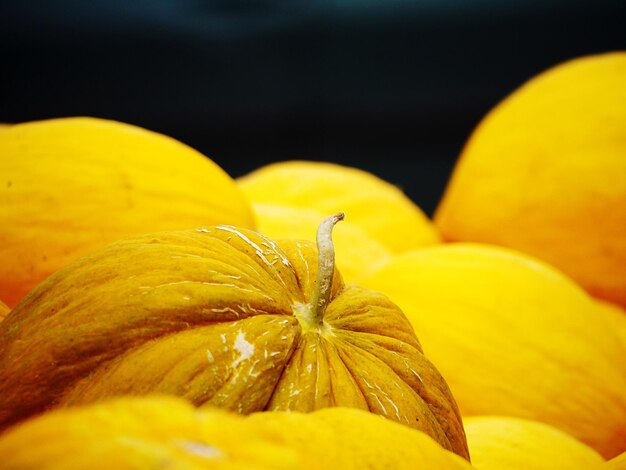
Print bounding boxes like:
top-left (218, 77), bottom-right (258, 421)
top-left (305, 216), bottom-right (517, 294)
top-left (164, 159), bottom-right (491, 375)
top-left (308, 212), bottom-right (345, 326)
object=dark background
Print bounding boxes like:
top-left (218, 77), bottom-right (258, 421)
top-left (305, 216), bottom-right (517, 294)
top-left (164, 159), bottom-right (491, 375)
top-left (2, 0), bottom-right (625, 214)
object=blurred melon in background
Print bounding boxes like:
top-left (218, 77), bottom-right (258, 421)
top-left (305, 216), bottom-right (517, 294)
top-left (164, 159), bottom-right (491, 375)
top-left (435, 52), bottom-right (626, 308)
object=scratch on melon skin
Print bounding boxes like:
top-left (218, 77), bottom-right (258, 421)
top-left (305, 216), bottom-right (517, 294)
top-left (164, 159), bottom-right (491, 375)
top-left (177, 441), bottom-right (225, 459)
top-left (216, 225), bottom-right (293, 288)
top-left (231, 331), bottom-right (255, 368)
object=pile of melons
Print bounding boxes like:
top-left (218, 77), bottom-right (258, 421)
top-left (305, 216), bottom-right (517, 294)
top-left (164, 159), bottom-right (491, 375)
top-left (1, 52), bottom-right (625, 469)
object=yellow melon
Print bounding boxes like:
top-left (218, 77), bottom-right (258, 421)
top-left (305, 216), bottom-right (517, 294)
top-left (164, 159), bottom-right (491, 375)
top-left (435, 52), bottom-right (626, 307)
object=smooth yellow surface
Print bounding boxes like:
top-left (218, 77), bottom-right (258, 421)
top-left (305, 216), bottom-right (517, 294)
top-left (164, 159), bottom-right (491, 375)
top-left (0, 117), bottom-right (254, 307)
top-left (465, 416), bottom-right (604, 470)
top-left (435, 52), bottom-right (626, 308)
top-left (238, 160), bottom-right (439, 254)
top-left (359, 243), bottom-right (626, 458)
top-left (607, 451), bottom-right (626, 470)
top-left (0, 396), bottom-right (473, 470)
top-left (250, 203), bottom-right (391, 284)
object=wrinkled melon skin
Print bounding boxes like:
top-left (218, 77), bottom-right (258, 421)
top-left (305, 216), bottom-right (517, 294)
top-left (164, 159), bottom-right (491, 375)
top-left (0, 396), bottom-right (473, 470)
top-left (434, 52), bottom-right (626, 308)
top-left (0, 226), bottom-right (469, 459)
top-left (237, 160), bottom-right (440, 254)
top-left (464, 416), bottom-right (605, 470)
top-left (358, 243), bottom-right (626, 459)
top-left (0, 117), bottom-right (255, 307)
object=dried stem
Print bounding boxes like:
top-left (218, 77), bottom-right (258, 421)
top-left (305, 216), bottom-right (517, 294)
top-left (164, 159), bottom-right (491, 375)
top-left (308, 212), bottom-right (345, 326)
